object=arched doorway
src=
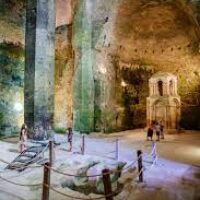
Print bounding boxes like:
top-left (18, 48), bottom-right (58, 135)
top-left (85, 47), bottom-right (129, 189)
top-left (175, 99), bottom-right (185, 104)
top-left (154, 101), bottom-right (166, 125)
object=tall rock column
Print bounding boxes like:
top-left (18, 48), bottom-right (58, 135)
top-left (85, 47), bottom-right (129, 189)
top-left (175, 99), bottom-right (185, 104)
top-left (24, 0), bottom-right (55, 133)
top-left (73, 0), bottom-right (94, 132)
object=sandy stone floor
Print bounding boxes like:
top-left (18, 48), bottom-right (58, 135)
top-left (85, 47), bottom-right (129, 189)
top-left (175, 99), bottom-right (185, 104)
top-left (97, 129), bottom-right (200, 166)
top-left (0, 129), bottom-right (199, 200)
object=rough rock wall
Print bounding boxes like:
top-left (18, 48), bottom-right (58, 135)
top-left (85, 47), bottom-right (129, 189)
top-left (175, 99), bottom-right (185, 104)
top-left (73, 0), bottom-right (95, 132)
top-left (111, 0), bottom-right (200, 130)
top-left (0, 43), bottom-right (24, 135)
top-left (0, 0), bottom-right (200, 136)
top-left (54, 25), bottom-right (74, 130)
top-left (24, 0), bottom-right (56, 133)
top-left (0, 0), bottom-right (25, 135)
top-left (54, 0), bottom-right (77, 131)
top-left (73, 0), bottom-right (200, 131)
top-left (0, 0), bottom-right (75, 135)
top-left (72, 0), bottom-right (122, 132)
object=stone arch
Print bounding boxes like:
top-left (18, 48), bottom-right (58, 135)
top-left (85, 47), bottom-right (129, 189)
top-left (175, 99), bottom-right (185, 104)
top-left (153, 100), bottom-right (166, 124)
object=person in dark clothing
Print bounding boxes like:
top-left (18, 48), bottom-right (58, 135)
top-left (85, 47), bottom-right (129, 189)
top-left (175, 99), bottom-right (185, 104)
top-left (67, 127), bottom-right (73, 152)
top-left (154, 121), bottom-right (161, 141)
top-left (147, 125), bottom-right (154, 141)
top-left (160, 121), bottom-right (164, 139)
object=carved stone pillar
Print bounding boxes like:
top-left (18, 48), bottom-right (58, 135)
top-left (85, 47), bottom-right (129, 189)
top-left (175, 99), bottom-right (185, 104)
top-left (24, 0), bottom-right (56, 134)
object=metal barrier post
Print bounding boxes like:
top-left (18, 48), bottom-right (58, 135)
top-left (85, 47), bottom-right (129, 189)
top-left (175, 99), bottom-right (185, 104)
top-left (102, 169), bottom-right (113, 200)
top-left (81, 134), bottom-right (85, 155)
top-left (115, 138), bottom-right (119, 161)
top-left (42, 162), bottom-right (50, 200)
top-left (137, 150), bottom-right (143, 182)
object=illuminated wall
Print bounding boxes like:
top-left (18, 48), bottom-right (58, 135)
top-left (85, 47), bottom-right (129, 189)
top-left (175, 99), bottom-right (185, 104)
top-left (0, 0), bottom-right (25, 135)
top-left (0, 0), bottom-right (200, 136)
top-left (73, 0), bottom-right (94, 132)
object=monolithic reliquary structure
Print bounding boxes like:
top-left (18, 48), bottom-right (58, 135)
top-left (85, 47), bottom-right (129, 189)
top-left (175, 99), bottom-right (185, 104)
top-left (147, 72), bottom-right (181, 129)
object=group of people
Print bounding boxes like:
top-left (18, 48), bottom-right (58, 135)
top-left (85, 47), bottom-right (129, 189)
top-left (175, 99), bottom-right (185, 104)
top-left (147, 121), bottom-right (164, 141)
top-left (19, 123), bottom-right (74, 153)
top-left (19, 121), bottom-right (165, 154)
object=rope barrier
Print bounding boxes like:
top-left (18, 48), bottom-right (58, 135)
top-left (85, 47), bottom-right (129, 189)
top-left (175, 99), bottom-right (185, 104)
top-left (84, 137), bottom-right (117, 144)
top-left (145, 157), bottom-right (157, 172)
top-left (46, 184), bottom-right (105, 200)
top-left (58, 145), bottom-right (116, 160)
top-left (0, 140), bottom-right (149, 179)
top-left (0, 136), bottom-right (158, 200)
top-left (136, 159), bottom-right (156, 179)
top-left (44, 154), bottom-right (141, 178)
top-left (46, 162), bottom-right (134, 178)
top-left (83, 151), bottom-right (116, 160)
top-left (137, 166), bottom-right (145, 177)
top-left (144, 141), bottom-right (157, 163)
top-left (85, 150), bottom-right (115, 156)
top-left (0, 158), bottom-right (41, 172)
top-left (0, 154), bottom-right (153, 199)
top-left (57, 135), bottom-right (117, 145)
top-left (122, 159), bottom-right (138, 172)
top-left (82, 138), bottom-right (155, 165)
top-left (58, 136), bottom-right (118, 161)
top-left (137, 151), bottom-right (157, 178)
top-left (0, 175), bottom-right (42, 187)
top-left (45, 183), bottom-right (122, 200)
top-left (46, 165), bottom-right (102, 178)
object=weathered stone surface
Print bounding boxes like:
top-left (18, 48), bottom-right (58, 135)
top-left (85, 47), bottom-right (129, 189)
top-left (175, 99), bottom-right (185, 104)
top-left (1, 0), bottom-right (200, 135)
top-left (24, 0), bottom-right (56, 134)
top-left (72, 0), bottom-right (200, 131)
top-left (61, 160), bottom-right (125, 194)
top-left (54, 25), bottom-right (74, 130)
top-left (0, 43), bottom-right (24, 135)
top-left (94, 161), bottom-right (126, 193)
top-left (73, 0), bottom-right (95, 132)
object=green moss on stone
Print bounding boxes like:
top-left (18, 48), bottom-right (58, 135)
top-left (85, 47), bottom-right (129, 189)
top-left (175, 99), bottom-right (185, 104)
top-left (0, 43), bottom-right (24, 136)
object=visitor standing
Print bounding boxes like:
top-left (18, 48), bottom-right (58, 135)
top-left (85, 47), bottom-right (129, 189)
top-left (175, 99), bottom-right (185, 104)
top-left (67, 127), bottom-right (73, 152)
top-left (160, 121), bottom-right (164, 139)
top-left (147, 124), bottom-right (154, 141)
top-left (154, 121), bottom-right (161, 141)
top-left (19, 123), bottom-right (28, 153)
